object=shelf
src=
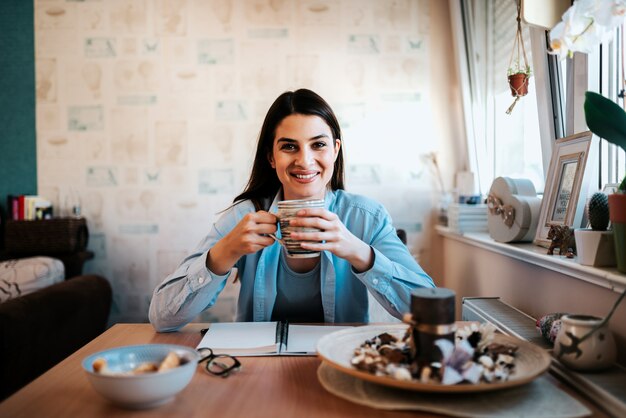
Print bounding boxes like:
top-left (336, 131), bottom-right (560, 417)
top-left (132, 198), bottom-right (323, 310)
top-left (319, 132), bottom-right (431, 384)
top-left (436, 225), bottom-right (626, 294)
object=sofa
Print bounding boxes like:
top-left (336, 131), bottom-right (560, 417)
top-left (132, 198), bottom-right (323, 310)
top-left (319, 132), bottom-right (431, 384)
top-left (0, 217), bottom-right (112, 400)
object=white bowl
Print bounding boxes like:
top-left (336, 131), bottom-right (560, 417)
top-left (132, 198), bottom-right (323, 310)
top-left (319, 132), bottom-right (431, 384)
top-left (82, 344), bottom-right (199, 409)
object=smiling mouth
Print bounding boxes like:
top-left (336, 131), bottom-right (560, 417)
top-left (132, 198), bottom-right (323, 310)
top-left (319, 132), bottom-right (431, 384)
top-left (293, 173), bottom-right (317, 179)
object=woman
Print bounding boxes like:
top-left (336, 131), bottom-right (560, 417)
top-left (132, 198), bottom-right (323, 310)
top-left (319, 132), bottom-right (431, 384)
top-left (149, 89), bottom-right (434, 331)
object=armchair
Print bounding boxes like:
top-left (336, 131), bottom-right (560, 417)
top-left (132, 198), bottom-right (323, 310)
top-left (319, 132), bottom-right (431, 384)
top-left (0, 273), bottom-right (111, 399)
top-left (0, 214), bottom-right (112, 400)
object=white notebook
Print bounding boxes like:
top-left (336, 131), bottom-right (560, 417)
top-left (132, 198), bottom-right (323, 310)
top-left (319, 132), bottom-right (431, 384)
top-left (196, 322), bottom-right (351, 356)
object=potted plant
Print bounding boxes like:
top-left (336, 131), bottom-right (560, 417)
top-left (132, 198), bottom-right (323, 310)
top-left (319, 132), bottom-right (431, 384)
top-left (507, 62), bottom-right (531, 98)
top-left (505, 3), bottom-right (531, 115)
top-left (585, 91), bottom-right (626, 273)
top-left (574, 192), bottom-right (616, 267)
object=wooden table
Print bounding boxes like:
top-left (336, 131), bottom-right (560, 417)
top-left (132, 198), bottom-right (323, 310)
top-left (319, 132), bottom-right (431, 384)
top-left (0, 324), bottom-right (607, 417)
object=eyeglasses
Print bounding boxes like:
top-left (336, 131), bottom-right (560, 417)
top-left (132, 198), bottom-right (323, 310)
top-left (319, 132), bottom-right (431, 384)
top-left (197, 347), bottom-right (241, 377)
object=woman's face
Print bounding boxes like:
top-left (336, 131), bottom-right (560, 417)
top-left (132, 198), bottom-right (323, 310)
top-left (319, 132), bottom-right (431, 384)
top-left (269, 114), bottom-right (341, 201)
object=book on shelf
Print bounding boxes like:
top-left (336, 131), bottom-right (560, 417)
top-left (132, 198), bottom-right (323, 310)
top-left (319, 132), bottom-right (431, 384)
top-left (449, 226), bottom-right (489, 233)
top-left (6, 195), bottom-right (53, 220)
top-left (448, 223), bottom-right (489, 232)
top-left (448, 203), bottom-right (488, 223)
top-left (448, 218), bottom-right (488, 226)
top-left (448, 218), bottom-right (488, 233)
top-left (448, 214), bottom-right (487, 219)
top-left (7, 195), bottom-right (19, 220)
top-left (196, 321), bottom-right (352, 356)
top-left (448, 213), bottom-right (488, 220)
top-left (448, 203), bottom-right (488, 214)
top-left (18, 195), bottom-right (25, 220)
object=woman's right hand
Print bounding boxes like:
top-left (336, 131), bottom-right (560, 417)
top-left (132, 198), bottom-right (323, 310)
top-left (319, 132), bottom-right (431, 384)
top-left (206, 211), bottom-right (278, 275)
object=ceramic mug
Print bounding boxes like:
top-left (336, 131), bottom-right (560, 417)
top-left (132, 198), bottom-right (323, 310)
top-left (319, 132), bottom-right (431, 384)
top-left (553, 314), bottom-right (616, 371)
top-left (271, 199), bottom-right (324, 258)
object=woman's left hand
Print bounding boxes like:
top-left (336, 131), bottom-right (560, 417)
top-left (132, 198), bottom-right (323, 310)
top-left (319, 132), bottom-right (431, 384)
top-left (288, 208), bottom-right (374, 272)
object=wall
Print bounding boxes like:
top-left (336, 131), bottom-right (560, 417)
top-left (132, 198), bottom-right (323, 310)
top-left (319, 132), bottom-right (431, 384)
top-left (437, 235), bottom-right (626, 365)
top-left (418, 0), bottom-right (465, 276)
top-left (0, 0), bottom-right (37, 221)
top-left (34, 0), bottom-right (461, 323)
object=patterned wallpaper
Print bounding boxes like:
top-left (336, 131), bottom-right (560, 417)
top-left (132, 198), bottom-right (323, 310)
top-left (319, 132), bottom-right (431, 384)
top-left (34, 0), bottom-right (443, 324)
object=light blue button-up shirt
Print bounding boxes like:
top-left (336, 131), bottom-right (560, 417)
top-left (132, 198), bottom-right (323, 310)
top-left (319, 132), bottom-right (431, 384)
top-left (149, 189), bottom-right (435, 332)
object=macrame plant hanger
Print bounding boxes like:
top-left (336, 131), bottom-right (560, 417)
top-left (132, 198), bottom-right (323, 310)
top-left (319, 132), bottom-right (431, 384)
top-left (506, 1), bottom-right (530, 115)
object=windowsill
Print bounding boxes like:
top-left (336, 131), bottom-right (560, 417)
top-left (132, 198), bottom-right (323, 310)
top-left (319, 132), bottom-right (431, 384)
top-left (436, 225), bottom-right (626, 294)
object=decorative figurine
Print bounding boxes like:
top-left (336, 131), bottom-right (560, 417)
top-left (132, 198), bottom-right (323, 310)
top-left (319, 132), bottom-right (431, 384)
top-left (547, 224), bottom-right (576, 256)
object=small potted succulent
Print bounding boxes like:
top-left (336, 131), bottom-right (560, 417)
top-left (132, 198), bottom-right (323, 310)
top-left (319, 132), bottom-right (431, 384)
top-left (585, 92), bottom-right (626, 273)
top-left (573, 192), bottom-right (615, 267)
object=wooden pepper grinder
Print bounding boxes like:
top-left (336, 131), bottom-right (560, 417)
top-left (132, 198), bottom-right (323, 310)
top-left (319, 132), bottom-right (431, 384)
top-left (403, 288), bottom-right (456, 365)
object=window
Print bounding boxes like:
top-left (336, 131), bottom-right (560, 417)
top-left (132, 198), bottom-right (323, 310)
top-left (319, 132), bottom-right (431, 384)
top-left (597, 25), bottom-right (626, 189)
top-left (554, 25), bottom-right (626, 190)
top-left (456, 0), bottom-right (625, 197)
top-left (457, 0), bottom-right (544, 195)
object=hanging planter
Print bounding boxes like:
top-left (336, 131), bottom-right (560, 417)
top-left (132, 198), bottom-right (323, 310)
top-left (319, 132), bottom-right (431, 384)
top-left (506, 2), bottom-right (531, 115)
top-left (508, 72), bottom-right (529, 97)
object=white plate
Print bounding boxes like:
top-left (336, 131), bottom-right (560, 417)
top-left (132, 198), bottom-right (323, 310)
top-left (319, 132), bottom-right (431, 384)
top-left (316, 324), bottom-right (552, 393)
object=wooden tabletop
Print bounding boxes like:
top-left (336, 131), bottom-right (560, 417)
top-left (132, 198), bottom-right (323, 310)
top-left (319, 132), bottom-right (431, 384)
top-left (0, 323), bottom-right (607, 417)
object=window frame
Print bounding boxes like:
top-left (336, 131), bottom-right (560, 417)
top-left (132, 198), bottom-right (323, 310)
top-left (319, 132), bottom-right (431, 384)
top-left (451, 1), bottom-right (625, 197)
top-left (449, 0), bottom-right (487, 193)
top-left (450, 1), bottom-right (555, 194)
top-left (528, 26), bottom-right (560, 175)
top-left (554, 26), bottom-right (626, 191)
top-left (446, 0), bottom-right (626, 294)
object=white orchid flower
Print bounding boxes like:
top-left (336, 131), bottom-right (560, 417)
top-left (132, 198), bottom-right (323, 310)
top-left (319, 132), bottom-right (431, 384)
top-left (595, 0), bottom-right (626, 27)
top-left (549, 0), bottom-right (626, 59)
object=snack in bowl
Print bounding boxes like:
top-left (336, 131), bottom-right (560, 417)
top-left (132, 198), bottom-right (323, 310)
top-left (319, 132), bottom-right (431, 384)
top-left (91, 350), bottom-right (182, 375)
top-left (351, 323), bottom-right (519, 385)
top-left (82, 344), bottom-right (199, 409)
top-left (158, 351), bottom-right (181, 371)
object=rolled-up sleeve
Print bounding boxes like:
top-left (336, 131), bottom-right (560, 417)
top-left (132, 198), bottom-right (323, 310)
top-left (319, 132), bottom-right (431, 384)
top-left (149, 206), bottom-right (246, 332)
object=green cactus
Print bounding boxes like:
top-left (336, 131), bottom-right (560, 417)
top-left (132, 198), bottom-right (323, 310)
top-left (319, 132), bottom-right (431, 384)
top-left (587, 192), bottom-right (610, 231)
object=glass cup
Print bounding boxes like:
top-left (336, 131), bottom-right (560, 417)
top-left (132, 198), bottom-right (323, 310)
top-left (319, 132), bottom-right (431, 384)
top-left (273, 199), bottom-right (324, 258)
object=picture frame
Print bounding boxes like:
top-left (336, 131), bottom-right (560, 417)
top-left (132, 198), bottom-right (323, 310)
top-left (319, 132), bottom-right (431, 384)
top-left (534, 131), bottom-right (596, 248)
top-left (602, 183), bottom-right (620, 195)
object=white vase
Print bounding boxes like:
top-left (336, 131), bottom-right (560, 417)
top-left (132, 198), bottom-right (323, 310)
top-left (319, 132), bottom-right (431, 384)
top-left (574, 229), bottom-right (616, 267)
top-left (554, 314), bottom-right (616, 371)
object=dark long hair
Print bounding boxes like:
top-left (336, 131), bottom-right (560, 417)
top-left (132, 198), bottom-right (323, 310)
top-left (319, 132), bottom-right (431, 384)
top-left (233, 89), bottom-right (344, 210)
